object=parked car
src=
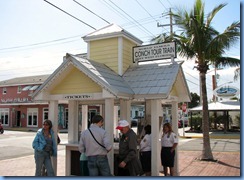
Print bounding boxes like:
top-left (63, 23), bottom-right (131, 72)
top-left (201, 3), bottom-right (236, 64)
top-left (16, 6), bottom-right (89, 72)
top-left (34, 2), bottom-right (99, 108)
top-left (179, 119), bottom-right (188, 127)
top-left (0, 123), bottom-right (4, 134)
top-left (131, 116), bottom-right (144, 127)
top-left (178, 120), bottom-right (182, 128)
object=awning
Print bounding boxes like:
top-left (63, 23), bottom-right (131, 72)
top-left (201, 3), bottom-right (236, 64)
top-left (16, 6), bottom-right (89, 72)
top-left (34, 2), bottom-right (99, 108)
top-left (189, 101), bottom-right (240, 111)
top-left (22, 85), bottom-right (32, 91)
top-left (29, 85), bottom-right (39, 90)
top-left (0, 102), bottom-right (48, 106)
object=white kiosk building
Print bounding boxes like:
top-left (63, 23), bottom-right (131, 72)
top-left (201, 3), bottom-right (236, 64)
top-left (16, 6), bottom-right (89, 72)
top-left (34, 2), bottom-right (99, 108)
top-left (33, 24), bottom-right (191, 176)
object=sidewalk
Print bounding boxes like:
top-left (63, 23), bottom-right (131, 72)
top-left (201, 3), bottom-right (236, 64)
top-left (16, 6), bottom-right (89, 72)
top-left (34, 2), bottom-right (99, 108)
top-left (179, 128), bottom-right (240, 139)
top-left (0, 148), bottom-right (240, 176)
top-left (0, 129), bottom-right (240, 176)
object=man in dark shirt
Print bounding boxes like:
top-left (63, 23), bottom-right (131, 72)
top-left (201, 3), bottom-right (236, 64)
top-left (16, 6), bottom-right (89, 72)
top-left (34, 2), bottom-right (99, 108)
top-left (116, 120), bottom-right (143, 176)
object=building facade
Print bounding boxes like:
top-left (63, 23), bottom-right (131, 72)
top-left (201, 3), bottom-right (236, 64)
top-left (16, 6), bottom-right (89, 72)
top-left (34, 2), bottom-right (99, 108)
top-left (0, 74), bottom-right (143, 129)
top-left (0, 75), bottom-right (101, 129)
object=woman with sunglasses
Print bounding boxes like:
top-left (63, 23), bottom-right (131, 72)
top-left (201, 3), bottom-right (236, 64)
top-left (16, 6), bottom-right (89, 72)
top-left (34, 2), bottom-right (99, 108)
top-left (32, 119), bottom-right (57, 176)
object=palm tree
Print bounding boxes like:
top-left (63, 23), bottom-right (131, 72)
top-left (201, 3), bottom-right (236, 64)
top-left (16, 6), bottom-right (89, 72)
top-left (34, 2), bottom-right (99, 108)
top-left (153, 0), bottom-right (240, 160)
top-left (234, 67), bottom-right (240, 81)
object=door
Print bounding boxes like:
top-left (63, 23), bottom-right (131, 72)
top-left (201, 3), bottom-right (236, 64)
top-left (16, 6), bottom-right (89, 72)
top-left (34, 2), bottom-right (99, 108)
top-left (16, 111), bottom-right (21, 127)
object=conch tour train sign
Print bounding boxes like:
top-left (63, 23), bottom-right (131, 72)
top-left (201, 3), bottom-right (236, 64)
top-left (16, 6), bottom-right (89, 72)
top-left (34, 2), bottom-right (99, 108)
top-left (133, 42), bottom-right (176, 62)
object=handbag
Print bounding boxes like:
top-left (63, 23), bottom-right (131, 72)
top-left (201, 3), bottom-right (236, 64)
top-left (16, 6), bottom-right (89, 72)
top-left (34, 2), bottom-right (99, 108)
top-left (88, 128), bottom-right (106, 149)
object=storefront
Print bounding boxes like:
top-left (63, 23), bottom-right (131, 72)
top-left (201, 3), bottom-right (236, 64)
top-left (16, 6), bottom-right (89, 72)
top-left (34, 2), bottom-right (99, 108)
top-left (32, 24), bottom-right (191, 176)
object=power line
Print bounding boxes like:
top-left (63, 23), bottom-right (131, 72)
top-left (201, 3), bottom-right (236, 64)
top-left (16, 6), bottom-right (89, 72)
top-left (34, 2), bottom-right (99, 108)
top-left (0, 35), bottom-right (82, 52)
top-left (73, 0), bottom-right (110, 24)
top-left (134, 0), bottom-right (158, 23)
top-left (107, 0), bottom-right (155, 37)
top-left (100, 0), bottom-right (130, 22)
top-left (157, 0), bottom-right (168, 10)
top-left (122, 13), bottom-right (162, 27)
top-left (43, 0), bottom-right (96, 30)
top-left (134, 0), bottom-right (169, 34)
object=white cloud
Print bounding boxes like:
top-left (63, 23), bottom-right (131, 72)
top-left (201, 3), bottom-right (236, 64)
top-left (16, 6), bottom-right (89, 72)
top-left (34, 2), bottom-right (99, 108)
top-left (0, 49), bottom-right (240, 103)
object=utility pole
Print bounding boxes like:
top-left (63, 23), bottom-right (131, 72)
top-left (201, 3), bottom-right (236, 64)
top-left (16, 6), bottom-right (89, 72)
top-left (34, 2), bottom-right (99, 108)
top-left (212, 75), bottom-right (217, 102)
top-left (157, 8), bottom-right (174, 36)
top-left (157, 8), bottom-right (176, 63)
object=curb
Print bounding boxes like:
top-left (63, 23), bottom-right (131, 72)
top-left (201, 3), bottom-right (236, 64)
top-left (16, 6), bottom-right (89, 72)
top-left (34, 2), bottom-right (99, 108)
top-left (180, 134), bottom-right (240, 139)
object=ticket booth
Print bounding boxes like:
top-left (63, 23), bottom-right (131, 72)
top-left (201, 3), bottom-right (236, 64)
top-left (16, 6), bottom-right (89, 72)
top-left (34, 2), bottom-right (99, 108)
top-left (32, 24), bottom-right (191, 176)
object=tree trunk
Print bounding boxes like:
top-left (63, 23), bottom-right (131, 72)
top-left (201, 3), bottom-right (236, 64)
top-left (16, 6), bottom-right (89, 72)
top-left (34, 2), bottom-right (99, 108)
top-left (200, 72), bottom-right (214, 160)
top-left (214, 112), bottom-right (217, 129)
top-left (224, 111), bottom-right (227, 134)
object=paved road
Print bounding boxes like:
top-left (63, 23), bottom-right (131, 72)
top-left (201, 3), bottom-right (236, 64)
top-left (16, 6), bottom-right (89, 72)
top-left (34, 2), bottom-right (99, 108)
top-left (178, 138), bottom-right (240, 152)
top-left (0, 130), bottom-right (240, 161)
top-left (0, 130), bottom-right (67, 160)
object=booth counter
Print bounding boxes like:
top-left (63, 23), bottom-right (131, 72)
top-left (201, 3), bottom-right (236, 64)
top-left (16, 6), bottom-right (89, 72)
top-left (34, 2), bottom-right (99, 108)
top-left (65, 143), bottom-right (121, 176)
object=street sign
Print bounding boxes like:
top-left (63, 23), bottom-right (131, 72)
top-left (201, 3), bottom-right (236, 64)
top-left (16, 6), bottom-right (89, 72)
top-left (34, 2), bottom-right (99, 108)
top-left (133, 42), bottom-right (176, 62)
top-left (213, 85), bottom-right (240, 99)
top-left (182, 103), bottom-right (187, 112)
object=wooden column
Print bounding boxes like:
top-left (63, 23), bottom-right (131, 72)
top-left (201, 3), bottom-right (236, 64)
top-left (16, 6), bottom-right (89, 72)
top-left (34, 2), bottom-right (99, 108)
top-left (151, 99), bottom-right (161, 176)
top-left (49, 100), bottom-right (58, 176)
top-left (68, 100), bottom-right (79, 143)
top-left (81, 105), bottom-right (88, 131)
top-left (119, 99), bottom-right (131, 123)
top-left (145, 99), bottom-right (152, 125)
top-left (114, 106), bottom-right (119, 139)
top-left (171, 100), bottom-right (179, 176)
top-left (105, 98), bottom-right (115, 175)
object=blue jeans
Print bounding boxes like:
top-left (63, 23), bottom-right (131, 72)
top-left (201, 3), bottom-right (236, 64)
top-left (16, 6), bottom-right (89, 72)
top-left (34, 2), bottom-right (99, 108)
top-left (87, 155), bottom-right (111, 176)
top-left (34, 151), bottom-right (54, 176)
top-left (80, 160), bottom-right (89, 176)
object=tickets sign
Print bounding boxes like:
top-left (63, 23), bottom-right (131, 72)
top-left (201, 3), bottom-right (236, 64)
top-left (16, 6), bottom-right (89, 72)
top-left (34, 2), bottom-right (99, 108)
top-left (63, 94), bottom-right (93, 100)
top-left (133, 42), bottom-right (176, 62)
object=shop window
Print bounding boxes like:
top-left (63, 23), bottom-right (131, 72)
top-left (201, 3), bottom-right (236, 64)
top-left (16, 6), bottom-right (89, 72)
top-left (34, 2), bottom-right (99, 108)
top-left (17, 86), bottom-right (22, 94)
top-left (65, 108), bottom-right (68, 129)
top-left (2, 87), bottom-right (7, 94)
top-left (135, 110), bottom-right (139, 117)
top-left (0, 108), bottom-right (9, 125)
top-left (43, 108), bottom-right (49, 122)
top-left (27, 108), bottom-right (38, 127)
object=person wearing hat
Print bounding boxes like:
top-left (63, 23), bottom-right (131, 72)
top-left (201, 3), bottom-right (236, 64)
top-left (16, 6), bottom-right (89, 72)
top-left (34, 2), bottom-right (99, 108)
top-left (32, 119), bottom-right (57, 176)
top-left (116, 120), bottom-right (143, 176)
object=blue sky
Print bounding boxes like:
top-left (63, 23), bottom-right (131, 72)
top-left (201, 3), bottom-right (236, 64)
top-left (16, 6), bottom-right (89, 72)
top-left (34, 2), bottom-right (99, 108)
top-left (0, 0), bottom-right (241, 100)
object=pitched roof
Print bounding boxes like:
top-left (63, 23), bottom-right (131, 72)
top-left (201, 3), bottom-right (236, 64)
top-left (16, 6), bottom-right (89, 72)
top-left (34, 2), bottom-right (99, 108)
top-left (68, 54), bottom-right (134, 97)
top-left (83, 23), bottom-right (143, 45)
top-left (123, 63), bottom-right (180, 98)
top-left (32, 54), bottom-right (190, 101)
top-left (0, 74), bottom-right (50, 87)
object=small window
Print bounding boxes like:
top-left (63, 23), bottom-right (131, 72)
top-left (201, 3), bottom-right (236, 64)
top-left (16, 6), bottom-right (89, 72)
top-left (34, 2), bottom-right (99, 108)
top-left (2, 87), bottom-right (7, 94)
top-left (27, 108), bottom-right (38, 127)
top-left (29, 85), bottom-right (39, 91)
top-left (43, 108), bottom-right (49, 121)
top-left (17, 86), bottom-right (22, 94)
top-left (22, 86), bottom-right (32, 91)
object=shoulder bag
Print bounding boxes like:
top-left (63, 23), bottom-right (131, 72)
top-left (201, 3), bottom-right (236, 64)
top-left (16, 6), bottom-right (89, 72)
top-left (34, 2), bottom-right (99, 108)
top-left (88, 128), bottom-right (106, 149)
